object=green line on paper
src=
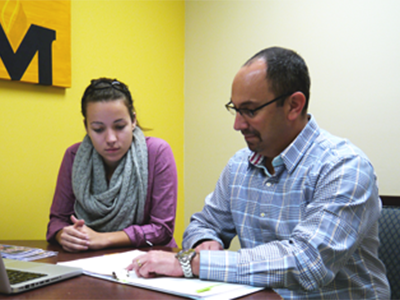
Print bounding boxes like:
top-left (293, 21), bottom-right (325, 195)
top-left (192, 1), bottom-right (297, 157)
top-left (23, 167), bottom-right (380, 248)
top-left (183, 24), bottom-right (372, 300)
top-left (196, 283), bottom-right (222, 293)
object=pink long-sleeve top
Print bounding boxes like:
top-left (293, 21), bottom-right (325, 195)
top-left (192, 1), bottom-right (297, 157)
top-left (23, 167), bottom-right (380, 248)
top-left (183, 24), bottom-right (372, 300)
top-left (46, 136), bottom-right (178, 248)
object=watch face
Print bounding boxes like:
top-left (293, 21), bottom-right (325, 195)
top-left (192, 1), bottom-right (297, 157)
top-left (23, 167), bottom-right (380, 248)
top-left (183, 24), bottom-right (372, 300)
top-left (178, 249), bottom-right (195, 263)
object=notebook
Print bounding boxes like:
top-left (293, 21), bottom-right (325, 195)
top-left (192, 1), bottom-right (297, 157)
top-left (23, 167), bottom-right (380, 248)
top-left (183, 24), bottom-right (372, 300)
top-left (0, 255), bottom-right (82, 294)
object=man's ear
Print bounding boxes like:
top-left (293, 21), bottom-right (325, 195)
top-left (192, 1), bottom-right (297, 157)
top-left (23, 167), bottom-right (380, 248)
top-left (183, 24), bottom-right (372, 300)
top-left (287, 92), bottom-right (306, 121)
top-left (83, 119), bottom-right (88, 133)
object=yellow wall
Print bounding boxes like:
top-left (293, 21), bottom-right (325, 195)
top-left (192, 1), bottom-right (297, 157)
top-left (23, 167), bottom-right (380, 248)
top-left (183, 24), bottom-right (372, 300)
top-left (0, 0), bottom-right (185, 246)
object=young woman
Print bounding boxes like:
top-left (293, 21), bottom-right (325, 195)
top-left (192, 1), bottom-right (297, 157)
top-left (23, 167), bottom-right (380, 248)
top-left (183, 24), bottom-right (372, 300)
top-left (46, 78), bottom-right (178, 252)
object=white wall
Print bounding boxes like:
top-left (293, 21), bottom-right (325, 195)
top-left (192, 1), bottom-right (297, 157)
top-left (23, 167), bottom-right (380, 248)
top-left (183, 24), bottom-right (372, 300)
top-left (184, 0), bottom-right (400, 248)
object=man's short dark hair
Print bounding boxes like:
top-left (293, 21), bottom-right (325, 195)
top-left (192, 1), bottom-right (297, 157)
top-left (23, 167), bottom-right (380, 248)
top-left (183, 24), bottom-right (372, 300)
top-left (244, 47), bottom-right (311, 113)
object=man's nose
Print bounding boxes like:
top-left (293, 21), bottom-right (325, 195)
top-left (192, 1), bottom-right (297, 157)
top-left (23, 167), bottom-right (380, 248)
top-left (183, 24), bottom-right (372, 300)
top-left (233, 112), bottom-right (249, 131)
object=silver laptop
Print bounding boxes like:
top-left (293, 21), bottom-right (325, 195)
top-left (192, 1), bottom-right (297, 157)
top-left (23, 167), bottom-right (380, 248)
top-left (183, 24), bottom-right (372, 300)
top-left (0, 255), bottom-right (82, 294)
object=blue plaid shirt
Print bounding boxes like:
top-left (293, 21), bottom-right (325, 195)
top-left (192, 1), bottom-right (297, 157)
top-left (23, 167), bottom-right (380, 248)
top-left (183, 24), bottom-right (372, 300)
top-left (183, 115), bottom-right (390, 299)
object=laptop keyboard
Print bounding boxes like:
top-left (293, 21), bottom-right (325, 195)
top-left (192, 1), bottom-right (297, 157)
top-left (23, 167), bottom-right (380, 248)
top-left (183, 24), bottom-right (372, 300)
top-left (6, 269), bottom-right (47, 284)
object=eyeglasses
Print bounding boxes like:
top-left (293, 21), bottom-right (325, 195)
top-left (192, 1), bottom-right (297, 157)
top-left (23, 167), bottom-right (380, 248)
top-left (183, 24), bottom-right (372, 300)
top-left (225, 92), bottom-right (293, 118)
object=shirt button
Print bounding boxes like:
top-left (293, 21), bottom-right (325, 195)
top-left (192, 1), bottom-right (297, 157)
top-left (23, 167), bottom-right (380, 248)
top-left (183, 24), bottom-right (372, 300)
top-left (266, 182), bottom-right (272, 187)
top-left (260, 213), bottom-right (265, 217)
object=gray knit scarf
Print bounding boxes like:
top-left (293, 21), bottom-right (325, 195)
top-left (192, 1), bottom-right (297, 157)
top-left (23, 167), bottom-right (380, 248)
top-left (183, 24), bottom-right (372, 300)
top-left (72, 128), bottom-right (148, 232)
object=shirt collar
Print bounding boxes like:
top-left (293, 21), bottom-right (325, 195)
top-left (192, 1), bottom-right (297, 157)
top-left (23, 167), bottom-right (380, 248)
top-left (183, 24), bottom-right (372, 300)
top-left (249, 153), bottom-right (284, 176)
top-left (248, 114), bottom-right (320, 174)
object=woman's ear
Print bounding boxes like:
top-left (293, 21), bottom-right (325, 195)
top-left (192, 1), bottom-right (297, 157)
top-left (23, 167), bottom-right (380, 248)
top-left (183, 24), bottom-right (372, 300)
top-left (132, 113), bottom-right (137, 131)
top-left (287, 92), bottom-right (306, 121)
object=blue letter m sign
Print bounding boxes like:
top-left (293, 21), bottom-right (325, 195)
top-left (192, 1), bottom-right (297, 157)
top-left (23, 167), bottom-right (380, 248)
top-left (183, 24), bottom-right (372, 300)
top-left (0, 23), bottom-right (56, 85)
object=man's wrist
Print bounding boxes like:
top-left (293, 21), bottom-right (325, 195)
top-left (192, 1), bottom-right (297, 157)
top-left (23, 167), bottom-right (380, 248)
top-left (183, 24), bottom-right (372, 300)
top-left (191, 252), bottom-right (200, 277)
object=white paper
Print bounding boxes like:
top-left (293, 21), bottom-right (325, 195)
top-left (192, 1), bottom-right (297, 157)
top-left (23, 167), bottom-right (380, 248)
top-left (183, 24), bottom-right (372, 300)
top-left (58, 250), bottom-right (263, 299)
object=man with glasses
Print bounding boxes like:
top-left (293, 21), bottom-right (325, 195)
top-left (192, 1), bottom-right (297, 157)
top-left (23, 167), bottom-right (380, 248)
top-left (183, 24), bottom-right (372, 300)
top-left (129, 47), bottom-right (390, 300)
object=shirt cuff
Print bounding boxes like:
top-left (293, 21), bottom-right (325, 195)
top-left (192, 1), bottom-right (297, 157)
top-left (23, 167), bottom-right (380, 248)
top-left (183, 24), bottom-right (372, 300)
top-left (199, 250), bottom-right (238, 283)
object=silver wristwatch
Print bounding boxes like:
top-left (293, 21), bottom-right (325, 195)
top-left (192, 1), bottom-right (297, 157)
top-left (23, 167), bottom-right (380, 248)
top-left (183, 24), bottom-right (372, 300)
top-left (176, 249), bottom-right (196, 278)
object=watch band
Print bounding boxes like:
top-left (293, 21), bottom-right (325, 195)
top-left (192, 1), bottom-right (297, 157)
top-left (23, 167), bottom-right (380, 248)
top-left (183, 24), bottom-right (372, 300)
top-left (176, 249), bottom-right (196, 278)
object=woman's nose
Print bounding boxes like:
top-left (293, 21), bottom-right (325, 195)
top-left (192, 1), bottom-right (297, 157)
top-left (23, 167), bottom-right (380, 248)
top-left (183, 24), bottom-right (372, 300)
top-left (106, 130), bottom-right (117, 143)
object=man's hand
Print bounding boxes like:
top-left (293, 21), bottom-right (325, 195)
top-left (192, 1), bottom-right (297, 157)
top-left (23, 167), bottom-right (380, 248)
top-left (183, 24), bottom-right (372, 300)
top-left (127, 242), bottom-right (222, 279)
top-left (127, 250), bottom-right (184, 278)
top-left (195, 240), bottom-right (223, 251)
